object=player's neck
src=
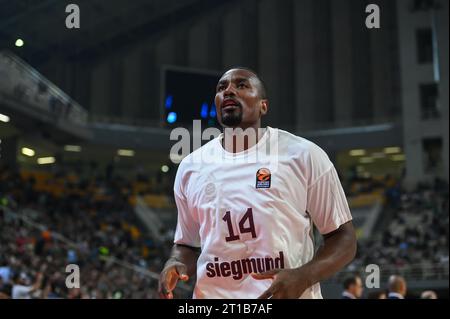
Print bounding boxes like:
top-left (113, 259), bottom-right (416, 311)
top-left (221, 126), bottom-right (267, 153)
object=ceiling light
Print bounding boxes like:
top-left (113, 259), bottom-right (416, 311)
top-left (37, 157), bottom-right (55, 165)
top-left (349, 149), bottom-right (366, 156)
top-left (117, 149), bottom-right (134, 157)
top-left (384, 146), bottom-right (401, 154)
top-left (64, 145), bottom-right (81, 152)
top-left (21, 147), bottom-right (35, 157)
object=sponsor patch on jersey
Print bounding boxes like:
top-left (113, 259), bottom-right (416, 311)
top-left (256, 168), bottom-right (271, 189)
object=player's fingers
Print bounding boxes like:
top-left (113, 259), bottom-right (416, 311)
top-left (251, 269), bottom-right (279, 280)
top-left (158, 274), bottom-right (171, 299)
top-left (270, 290), bottom-right (286, 299)
top-left (158, 283), bottom-right (174, 299)
top-left (165, 269), bottom-right (180, 291)
top-left (158, 290), bottom-right (173, 299)
top-left (257, 287), bottom-right (274, 299)
top-left (159, 269), bottom-right (178, 299)
top-left (158, 262), bottom-right (188, 299)
top-left (269, 293), bottom-right (281, 299)
top-left (158, 281), bottom-right (174, 299)
top-left (175, 264), bottom-right (189, 281)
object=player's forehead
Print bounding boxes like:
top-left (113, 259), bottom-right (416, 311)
top-left (218, 69), bottom-right (258, 84)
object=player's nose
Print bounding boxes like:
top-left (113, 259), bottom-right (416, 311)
top-left (223, 83), bottom-right (236, 97)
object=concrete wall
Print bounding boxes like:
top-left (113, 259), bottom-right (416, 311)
top-left (397, 0), bottom-right (449, 186)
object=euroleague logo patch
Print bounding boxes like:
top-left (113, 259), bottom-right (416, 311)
top-left (256, 168), bottom-right (271, 189)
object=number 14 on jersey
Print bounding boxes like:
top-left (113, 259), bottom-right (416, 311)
top-left (222, 208), bottom-right (257, 242)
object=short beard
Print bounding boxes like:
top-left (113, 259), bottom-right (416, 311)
top-left (221, 110), bottom-right (243, 127)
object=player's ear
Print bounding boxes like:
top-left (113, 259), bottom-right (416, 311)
top-left (260, 99), bottom-right (268, 116)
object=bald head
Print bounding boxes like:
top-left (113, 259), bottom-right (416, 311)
top-left (421, 290), bottom-right (437, 299)
top-left (388, 275), bottom-right (407, 296)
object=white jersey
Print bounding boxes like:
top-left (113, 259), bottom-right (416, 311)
top-left (173, 126), bottom-right (352, 299)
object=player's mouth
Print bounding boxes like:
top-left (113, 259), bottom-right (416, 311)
top-left (221, 99), bottom-right (241, 111)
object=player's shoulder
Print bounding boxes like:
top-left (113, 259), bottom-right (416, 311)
top-left (176, 136), bottom-right (220, 172)
top-left (174, 137), bottom-right (220, 194)
top-left (274, 127), bottom-right (329, 160)
top-left (275, 127), bottom-right (333, 182)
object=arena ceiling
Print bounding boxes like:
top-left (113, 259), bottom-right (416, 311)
top-left (0, 0), bottom-right (234, 64)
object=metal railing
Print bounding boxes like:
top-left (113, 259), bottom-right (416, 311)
top-left (89, 114), bottom-right (164, 128)
top-left (0, 51), bottom-right (88, 126)
top-left (88, 114), bottom-right (402, 133)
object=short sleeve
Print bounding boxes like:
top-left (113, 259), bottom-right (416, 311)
top-left (306, 166), bottom-right (353, 234)
top-left (173, 163), bottom-right (201, 248)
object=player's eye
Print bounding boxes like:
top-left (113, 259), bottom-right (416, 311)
top-left (237, 82), bottom-right (247, 89)
top-left (217, 85), bottom-right (225, 92)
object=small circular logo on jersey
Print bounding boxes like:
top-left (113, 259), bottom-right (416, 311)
top-left (205, 183), bottom-right (216, 195)
top-left (203, 182), bottom-right (216, 202)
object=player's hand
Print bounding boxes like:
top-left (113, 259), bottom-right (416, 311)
top-left (251, 267), bottom-right (312, 299)
top-left (158, 259), bottom-right (189, 299)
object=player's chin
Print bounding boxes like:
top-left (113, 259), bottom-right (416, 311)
top-left (221, 113), bottom-right (242, 127)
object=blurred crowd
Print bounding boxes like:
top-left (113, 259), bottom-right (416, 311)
top-left (0, 163), bottom-right (448, 299)
top-left (0, 164), bottom-right (187, 299)
top-left (349, 178), bottom-right (449, 279)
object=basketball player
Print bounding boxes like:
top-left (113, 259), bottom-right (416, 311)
top-left (158, 68), bottom-right (357, 299)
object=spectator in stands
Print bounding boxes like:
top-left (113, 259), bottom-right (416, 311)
top-left (11, 271), bottom-right (43, 299)
top-left (341, 275), bottom-right (364, 299)
top-left (349, 179), bottom-right (449, 282)
top-left (0, 163), bottom-right (191, 299)
top-left (1, 163), bottom-right (447, 299)
top-left (387, 275), bottom-right (407, 299)
top-left (420, 290), bottom-right (438, 299)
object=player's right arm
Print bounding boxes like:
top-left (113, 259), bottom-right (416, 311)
top-left (161, 161), bottom-right (201, 299)
top-left (158, 244), bottom-right (200, 299)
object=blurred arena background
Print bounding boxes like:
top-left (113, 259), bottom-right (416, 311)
top-left (0, 0), bottom-right (448, 299)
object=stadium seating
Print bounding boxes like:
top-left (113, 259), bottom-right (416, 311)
top-left (0, 164), bottom-right (448, 298)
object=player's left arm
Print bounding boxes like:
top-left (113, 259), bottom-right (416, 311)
top-left (253, 159), bottom-right (357, 299)
top-left (306, 220), bottom-right (357, 284)
top-left (252, 221), bottom-right (356, 299)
